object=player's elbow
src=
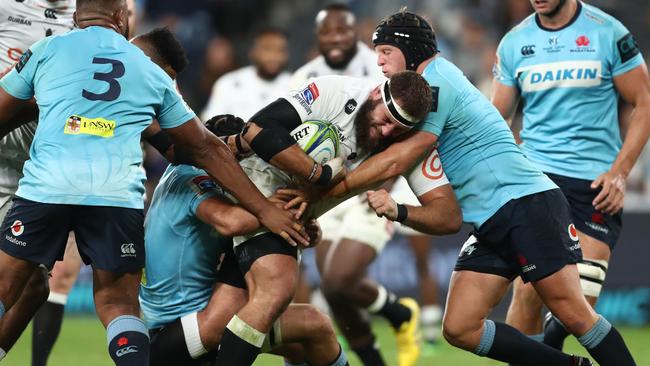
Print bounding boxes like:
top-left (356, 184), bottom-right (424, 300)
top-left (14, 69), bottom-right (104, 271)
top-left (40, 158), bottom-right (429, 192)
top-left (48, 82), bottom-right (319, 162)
top-left (210, 212), bottom-right (243, 237)
top-left (446, 209), bottom-right (463, 234)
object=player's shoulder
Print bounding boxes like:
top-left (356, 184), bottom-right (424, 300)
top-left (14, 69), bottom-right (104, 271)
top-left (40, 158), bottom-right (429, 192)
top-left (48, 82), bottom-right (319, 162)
top-left (500, 13), bottom-right (537, 47)
top-left (580, 2), bottom-right (621, 29)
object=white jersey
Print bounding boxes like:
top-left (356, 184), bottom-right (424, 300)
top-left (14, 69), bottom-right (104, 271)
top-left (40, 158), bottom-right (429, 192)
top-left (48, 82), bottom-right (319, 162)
top-left (234, 76), bottom-right (449, 246)
top-left (0, 0), bottom-right (74, 196)
top-left (201, 65), bottom-right (291, 121)
top-left (290, 42), bottom-right (385, 88)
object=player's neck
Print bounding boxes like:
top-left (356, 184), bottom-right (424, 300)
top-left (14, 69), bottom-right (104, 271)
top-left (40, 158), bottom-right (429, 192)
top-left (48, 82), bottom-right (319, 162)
top-left (415, 55), bottom-right (437, 75)
top-left (536, 0), bottom-right (579, 30)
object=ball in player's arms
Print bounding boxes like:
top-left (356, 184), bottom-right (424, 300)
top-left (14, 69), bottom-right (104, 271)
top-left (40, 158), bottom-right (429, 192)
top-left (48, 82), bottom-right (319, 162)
top-left (291, 120), bottom-right (340, 165)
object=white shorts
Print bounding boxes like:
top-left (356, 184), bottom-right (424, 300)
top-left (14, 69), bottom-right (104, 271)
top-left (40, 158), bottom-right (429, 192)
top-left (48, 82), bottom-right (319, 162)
top-left (319, 194), bottom-right (394, 253)
top-left (390, 176), bottom-right (425, 236)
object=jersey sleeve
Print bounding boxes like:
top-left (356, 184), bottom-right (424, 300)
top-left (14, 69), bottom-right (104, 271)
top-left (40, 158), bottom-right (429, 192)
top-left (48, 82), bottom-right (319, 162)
top-left (404, 147), bottom-right (450, 197)
top-left (0, 37), bottom-right (51, 100)
top-left (169, 166), bottom-right (227, 216)
top-left (282, 76), bottom-right (342, 123)
top-left (157, 79), bottom-right (197, 129)
top-left (493, 34), bottom-right (517, 86)
top-left (415, 77), bottom-right (455, 136)
top-left (609, 19), bottom-right (644, 76)
top-left (187, 174), bottom-right (228, 215)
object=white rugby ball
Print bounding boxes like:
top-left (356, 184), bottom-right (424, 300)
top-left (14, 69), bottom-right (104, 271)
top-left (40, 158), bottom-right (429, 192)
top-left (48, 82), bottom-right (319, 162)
top-left (290, 120), bottom-right (340, 164)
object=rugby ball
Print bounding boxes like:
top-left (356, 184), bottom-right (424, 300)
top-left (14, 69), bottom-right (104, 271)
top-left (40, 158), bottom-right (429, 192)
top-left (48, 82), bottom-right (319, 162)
top-left (290, 120), bottom-right (340, 164)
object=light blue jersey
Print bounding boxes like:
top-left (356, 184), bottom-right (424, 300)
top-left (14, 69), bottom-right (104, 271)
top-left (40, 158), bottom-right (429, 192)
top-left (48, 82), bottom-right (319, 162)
top-left (416, 57), bottom-right (557, 228)
top-left (494, 2), bottom-right (644, 180)
top-left (0, 26), bottom-right (195, 209)
top-left (140, 164), bottom-right (230, 329)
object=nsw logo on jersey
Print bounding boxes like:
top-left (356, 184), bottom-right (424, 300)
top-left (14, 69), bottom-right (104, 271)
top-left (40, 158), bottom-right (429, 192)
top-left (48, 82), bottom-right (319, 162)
top-left (64, 115), bottom-right (116, 138)
top-left (516, 61), bottom-right (602, 92)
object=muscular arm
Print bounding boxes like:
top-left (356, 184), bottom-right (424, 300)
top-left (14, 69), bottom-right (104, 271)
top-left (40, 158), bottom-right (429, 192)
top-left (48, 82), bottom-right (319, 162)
top-left (142, 120), bottom-right (175, 161)
top-left (367, 184), bottom-right (461, 236)
top-left (611, 64), bottom-right (650, 178)
top-left (0, 88), bottom-right (36, 138)
top-left (327, 130), bottom-right (438, 197)
top-left (195, 196), bottom-right (260, 237)
top-left (491, 80), bottom-right (520, 127)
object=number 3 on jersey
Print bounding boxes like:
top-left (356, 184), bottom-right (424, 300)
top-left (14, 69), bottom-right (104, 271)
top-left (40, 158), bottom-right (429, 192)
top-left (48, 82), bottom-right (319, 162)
top-left (82, 57), bottom-right (125, 101)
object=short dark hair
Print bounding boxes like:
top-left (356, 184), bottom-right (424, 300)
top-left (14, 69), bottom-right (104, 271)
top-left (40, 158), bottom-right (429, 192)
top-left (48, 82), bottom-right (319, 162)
top-left (76, 0), bottom-right (125, 10)
top-left (322, 2), bottom-right (352, 13)
top-left (253, 26), bottom-right (288, 41)
top-left (204, 114), bottom-right (245, 137)
top-left (137, 27), bottom-right (188, 75)
top-left (389, 71), bottom-right (433, 124)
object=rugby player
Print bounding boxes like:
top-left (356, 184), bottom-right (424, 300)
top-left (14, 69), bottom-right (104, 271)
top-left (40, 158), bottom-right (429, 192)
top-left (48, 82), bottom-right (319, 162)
top-left (213, 71), bottom-right (435, 365)
top-left (291, 4), bottom-right (422, 365)
top-left (201, 27), bottom-right (290, 121)
top-left (318, 10), bottom-right (637, 366)
top-left (491, 0), bottom-right (650, 358)
top-left (141, 114), bottom-right (349, 366)
top-left (0, 0), bottom-right (306, 364)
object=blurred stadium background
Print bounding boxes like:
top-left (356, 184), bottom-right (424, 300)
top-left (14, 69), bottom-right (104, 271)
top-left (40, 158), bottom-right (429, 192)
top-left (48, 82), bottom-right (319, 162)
top-left (4, 0), bottom-right (650, 364)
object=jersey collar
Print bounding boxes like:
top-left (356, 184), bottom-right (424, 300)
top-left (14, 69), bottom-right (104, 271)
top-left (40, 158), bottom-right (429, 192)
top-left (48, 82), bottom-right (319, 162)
top-left (535, 1), bottom-right (582, 32)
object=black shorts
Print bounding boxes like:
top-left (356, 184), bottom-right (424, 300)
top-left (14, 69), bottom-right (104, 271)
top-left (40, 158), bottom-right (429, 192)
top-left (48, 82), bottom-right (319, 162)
top-left (217, 245), bottom-right (247, 289)
top-left (455, 189), bottom-right (583, 283)
top-left (0, 197), bottom-right (144, 272)
top-left (235, 232), bottom-right (298, 274)
top-left (546, 173), bottom-right (622, 248)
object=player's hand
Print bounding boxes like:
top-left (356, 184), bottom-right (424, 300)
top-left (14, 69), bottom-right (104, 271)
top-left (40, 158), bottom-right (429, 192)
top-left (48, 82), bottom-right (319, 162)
top-left (591, 170), bottom-right (626, 215)
top-left (257, 204), bottom-right (309, 247)
top-left (276, 188), bottom-right (318, 219)
top-left (304, 219), bottom-right (322, 248)
top-left (366, 189), bottom-right (398, 220)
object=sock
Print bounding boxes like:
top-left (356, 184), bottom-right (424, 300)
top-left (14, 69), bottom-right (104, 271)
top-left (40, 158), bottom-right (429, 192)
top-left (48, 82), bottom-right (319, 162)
top-left (216, 315), bottom-right (264, 366)
top-left (421, 305), bottom-right (442, 343)
top-left (474, 320), bottom-right (575, 365)
top-left (106, 315), bottom-right (150, 365)
top-left (284, 362), bottom-right (308, 366)
top-left (149, 318), bottom-right (197, 366)
top-left (367, 286), bottom-right (411, 329)
top-left (181, 313), bottom-right (208, 358)
top-left (32, 300), bottom-right (65, 366)
top-left (544, 315), bottom-right (569, 350)
top-left (351, 336), bottom-right (386, 366)
top-left (507, 333), bottom-right (544, 366)
top-left (0, 299), bottom-right (4, 320)
top-left (0, 347), bottom-right (6, 361)
top-left (579, 315), bottom-right (636, 366)
top-left (328, 344), bottom-right (350, 366)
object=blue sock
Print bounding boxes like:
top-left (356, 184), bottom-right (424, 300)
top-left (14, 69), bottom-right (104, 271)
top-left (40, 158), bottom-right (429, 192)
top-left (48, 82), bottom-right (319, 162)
top-left (578, 315), bottom-right (635, 366)
top-left (284, 362), bottom-right (308, 366)
top-left (0, 300), bottom-right (5, 320)
top-left (106, 315), bottom-right (150, 366)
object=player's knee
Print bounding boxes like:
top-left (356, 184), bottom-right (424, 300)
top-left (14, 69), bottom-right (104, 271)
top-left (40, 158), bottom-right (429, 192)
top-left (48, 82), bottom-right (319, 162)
top-left (302, 305), bottom-right (335, 339)
top-left (24, 266), bottom-right (50, 305)
top-left (442, 315), bottom-right (474, 349)
top-left (321, 269), bottom-right (357, 298)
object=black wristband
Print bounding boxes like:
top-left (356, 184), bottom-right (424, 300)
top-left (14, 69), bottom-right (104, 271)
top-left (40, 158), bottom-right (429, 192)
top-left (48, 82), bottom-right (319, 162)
top-left (315, 164), bottom-right (332, 185)
top-left (395, 204), bottom-right (408, 223)
top-left (235, 134), bottom-right (245, 154)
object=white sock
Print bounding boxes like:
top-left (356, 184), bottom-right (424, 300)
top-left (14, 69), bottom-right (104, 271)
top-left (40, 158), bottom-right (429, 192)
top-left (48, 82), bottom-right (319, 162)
top-left (47, 291), bottom-right (68, 305)
top-left (181, 313), bottom-right (208, 359)
top-left (367, 285), bottom-right (388, 313)
top-left (0, 347), bottom-right (6, 361)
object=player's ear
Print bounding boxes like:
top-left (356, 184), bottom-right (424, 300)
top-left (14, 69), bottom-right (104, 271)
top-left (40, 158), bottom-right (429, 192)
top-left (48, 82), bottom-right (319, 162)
top-left (72, 11), bottom-right (78, 28)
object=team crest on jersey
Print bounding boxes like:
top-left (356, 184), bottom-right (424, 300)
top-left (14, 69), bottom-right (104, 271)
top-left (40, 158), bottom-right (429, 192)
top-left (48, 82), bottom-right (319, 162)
top-left (292, 82), bottom-right (320, 115)
top-left (544, 36), bottom-right (564, 53)
top-left (571, 35), bottom-right (595, 53)
top-left (64, 115), bottom-right (116, 138)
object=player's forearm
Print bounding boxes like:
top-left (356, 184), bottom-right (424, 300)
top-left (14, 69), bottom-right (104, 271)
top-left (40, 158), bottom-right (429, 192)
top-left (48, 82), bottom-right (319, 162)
top-left (211, 206), bottom-right (261, 236)
top-left (612, 96), bottom-right (650, 177)
top-left (401, 199), bottom-right (462, 235)
top-left (193, 136), bottom-right (270, 216)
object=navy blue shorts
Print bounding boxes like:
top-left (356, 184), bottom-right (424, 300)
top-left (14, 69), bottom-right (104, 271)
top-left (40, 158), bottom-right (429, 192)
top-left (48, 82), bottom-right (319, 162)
top-left (546, 173), bottom-right (622, 249)
top-left (455, 189), bottom-right (583, 283)
top-left (0, 197), bottom-right (144, 272)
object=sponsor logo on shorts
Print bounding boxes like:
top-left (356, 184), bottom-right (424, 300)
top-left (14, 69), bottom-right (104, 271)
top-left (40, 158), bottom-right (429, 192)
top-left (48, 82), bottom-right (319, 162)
top-left (522, 264), bottom-right (537, 273)
top-left (120, 243), bottom-right (136, 258)
top-left (568, 223), bottom-right (580, 241)
top-left (64, 115), bottom-right (116, 138)
top-left (5, 235), bottom-right (26, 247)
top-left (11, 220), bottom-right (24, 236)
top-left (585, 221), bottom-right (609, 234)
top-left (518, 255), bottom-right (537, 273)
top-left (458, 235), bottom-right (478, 257)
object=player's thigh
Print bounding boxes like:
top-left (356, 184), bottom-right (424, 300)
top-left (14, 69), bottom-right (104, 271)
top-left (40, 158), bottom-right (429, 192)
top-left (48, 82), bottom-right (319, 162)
top-left (92, 268), bottom-right (142, 326)
top-left (577, 229), bottom-right (611, 261)
top-left (73, 205), bottom-right (144, 274)
top-left (49, 232), bottom-right (83, 294)
top-left (337, 195), bottom-right (394, 253)
top-left (0, 198), bottom-right (71, 273)
top-left (319, 238), bottom-right (377, 290)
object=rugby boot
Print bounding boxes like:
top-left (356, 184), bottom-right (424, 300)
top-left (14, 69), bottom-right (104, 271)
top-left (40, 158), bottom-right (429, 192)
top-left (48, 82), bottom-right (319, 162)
top-left (394, 298), bottom-right (422, 366)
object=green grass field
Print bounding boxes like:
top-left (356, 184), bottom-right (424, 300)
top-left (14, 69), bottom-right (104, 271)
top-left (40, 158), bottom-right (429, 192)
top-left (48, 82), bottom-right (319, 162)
top-left (3, 316), bottom-right (650, 365)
